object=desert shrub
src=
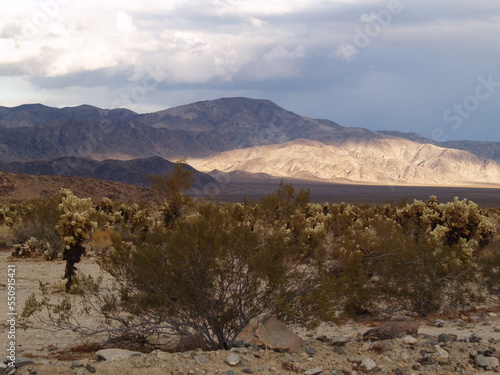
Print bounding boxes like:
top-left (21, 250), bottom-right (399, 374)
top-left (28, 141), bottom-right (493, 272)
top-left (323, 197), bottom-right (497, 316)
top-left (56, 189), bottom-right (97, 291)
top-left (9, 196), bottom-right (64, 259)
top-left (0, 225), bottom-right (11, 247)
top-left (477, 211), bottom-right (500, 300)
top-left (23, 193), bottom-right (333, 349)
top-left (148, 158), bottom-right (194, 226)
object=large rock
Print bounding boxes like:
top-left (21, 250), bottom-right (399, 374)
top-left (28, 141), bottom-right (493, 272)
top-left (95, 348), bottom-right (142, 361)
top-left (235, 313), bottom-right (303, 353)
top-left (363, 316), bottom-right (418, 340)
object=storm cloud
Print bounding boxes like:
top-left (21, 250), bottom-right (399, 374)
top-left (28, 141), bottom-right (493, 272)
top-left (1, 0), bottom-right (499, 141)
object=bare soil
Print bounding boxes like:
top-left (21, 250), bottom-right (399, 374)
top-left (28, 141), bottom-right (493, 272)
top-left (1, 249), bottom-right (499, 375)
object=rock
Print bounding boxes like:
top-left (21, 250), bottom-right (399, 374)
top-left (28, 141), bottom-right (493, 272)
top-left (235, 313), bottom-right (303, 353)
top-left (176, 332), bottom-right (207, 352)
top-left (316, 335), bottom-right (329, 343)
top-left (455, 319), bottom-right (466, 327)
top-left (468, 333), bottom-right (482, 343)
top-left (402, 335), bottom-right (417, 345)
top-left (196, 355), bottom-right (209, 364)
top-left (329, 337), bottom-right (349, 346)
top-left (359, 358), bottom-right (377, 372)
top-left (0, 362), bottom-right (16, 375)
top-left (156, 350), bottom-right (171, 360)
top-left (489, 357), bottom-right (500, 369)
top-left (476, 354), bottom-right (490, 368)
top-left (305, 347), bottom-right (315, 355)
top-left (224, 354), bottom-right (241, 366)
top-left (438, 333), bottom-right (457, 343)
top-left (432, 319), bottom-right (446, 327)
top-left (363, 316), bottom-right (418, 340)
top-left (434, 345), bottom-right (449, 364)
top-left (332, 346), bottom-right (344, 354)
top-left (304, 367), bottom-right (323, 375)
top-left (95, 348), bottom-right (142, 361)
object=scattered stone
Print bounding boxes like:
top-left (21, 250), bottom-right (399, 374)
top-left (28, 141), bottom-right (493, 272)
top-left (305, 347), bottom-right (315, 355)
top-left (304, 367), bottom-right (323, 375)
top-left (455, 319), bottom-right (466, 327)
top-left (243, 368), bottom-right (255, 374)
top-left (432, 319), bottom-right (446, 327)
top-left (332, 346), bottom-right (344, 354)
top-left (316, 335), bottom-right (329, 343)
top-left (402, 335), bottom-right (417, 345)
top-left (176, 332), bottom-right (207, 352)
top-left (86, 363), bottom-right (96, 373)
top-left (417, 356), bottom-right (436, 366)
top-left (235, 313), bottom-right (303, 353)
top-left (196, 355), bottom-right (209, 364)
top-left (476, 354), bottom-right (490, 368)
top-left (468, 333), bottom-right (482, 343)
top-left (434, 345), bottom-right (449, 364)
top-left (438, 333), bottom-right (457, 343)
top-left (71, 359), bottom-right (87, 368)
top-left (14, 358), bottom-right (36, 368)
top-left (359, 358), bottom-right (377, 372)
top-left (489, 357), bottom-right (500, 369)
top-left (95, 348), bottom-right (142, 361)
top-left (156, 350), bottom-right (171, 360)
top-left (363, 316), bottom-right (418, 340)
top-left (0, 362), bottom-right (16, 375)
top-left (329, 337), bottom-right (350, 346)
top-left (225, 354), bottom-right (241, 366)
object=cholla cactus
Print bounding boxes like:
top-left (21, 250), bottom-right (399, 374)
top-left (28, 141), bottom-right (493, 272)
top-left (56, 189), bottom-right (97, 292)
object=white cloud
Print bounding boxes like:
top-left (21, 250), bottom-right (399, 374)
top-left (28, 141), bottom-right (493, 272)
top-left (1, 0), bottom-right (500, 141)
top-left (115, 11), bottom-right (135, 33)
top-left (334, 43), bottom-right (359, 62)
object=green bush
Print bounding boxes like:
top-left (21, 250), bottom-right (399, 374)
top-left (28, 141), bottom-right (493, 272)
top-left (10, 196), bottom-right (64, 259)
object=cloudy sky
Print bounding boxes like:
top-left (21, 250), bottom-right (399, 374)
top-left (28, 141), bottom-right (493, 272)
top-left (1, 0), bottom-right (500, 142)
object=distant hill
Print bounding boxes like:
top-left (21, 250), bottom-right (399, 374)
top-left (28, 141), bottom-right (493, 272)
top-left (0, 171), bottom-right (153, 202)
top-left (191, 138), bottom-right (500, 186)
top-left (0, 156), bottom-right (217, 188)
top-left (0, 98), bottom-right (499, 187)
top-left (379, 130), bottom-right (500, 161)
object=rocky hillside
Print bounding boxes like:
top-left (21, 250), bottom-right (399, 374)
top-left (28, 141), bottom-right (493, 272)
top-left (1, 98), bottom-right (499, 187)
top-left (191, 138), bottom-right (500, 186)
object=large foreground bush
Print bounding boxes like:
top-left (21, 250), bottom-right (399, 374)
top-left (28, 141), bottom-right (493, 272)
top-left (20, 179), bottom-right (500, 349)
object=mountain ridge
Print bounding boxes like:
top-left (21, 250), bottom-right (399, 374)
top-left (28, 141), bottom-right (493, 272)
top-left (0, 97), bottom-right (499, 187)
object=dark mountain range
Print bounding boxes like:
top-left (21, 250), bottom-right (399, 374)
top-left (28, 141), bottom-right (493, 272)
top-left (0, 156), bottom-right (217, 189)
top-left (0, 104), bottom-right (137, 129)
top-left (0, 98), bottom-right (499, 186)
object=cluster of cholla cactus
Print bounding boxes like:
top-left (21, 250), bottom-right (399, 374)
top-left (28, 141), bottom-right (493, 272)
top-left (0, 205), bottom-right (16, 227)
top-left (56, 189), bottom-right (97, 292)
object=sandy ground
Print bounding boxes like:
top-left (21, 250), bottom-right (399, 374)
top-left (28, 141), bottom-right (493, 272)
top-left (1, 248), bottom-right (499, 375)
